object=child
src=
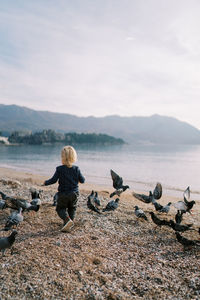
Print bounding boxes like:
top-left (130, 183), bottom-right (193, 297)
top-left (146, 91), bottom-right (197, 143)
top-left (43, 145), bottom-right (85, 232)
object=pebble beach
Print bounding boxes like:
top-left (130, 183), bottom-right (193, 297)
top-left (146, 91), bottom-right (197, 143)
top-left (0, 166), bottom-right (199, 299)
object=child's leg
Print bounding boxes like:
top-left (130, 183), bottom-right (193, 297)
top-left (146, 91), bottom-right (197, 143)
top-left (56, 193), bottom-right (70, 223)
top-left (56, 205), bottom-right (69, 222)
top-left (61, 193), bottom-right (78, 232)
top-left (68, 193), bottom-right (78, 220)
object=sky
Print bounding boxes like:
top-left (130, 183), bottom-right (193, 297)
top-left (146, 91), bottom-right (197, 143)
top-left (1, 0), bottom-right (200, 128)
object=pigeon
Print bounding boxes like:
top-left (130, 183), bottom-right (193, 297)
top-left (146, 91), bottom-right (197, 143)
top-left (152, 199), bottom-right (163, 211)
top-left (30, 188), bottom-right (42, 206)
top-left (173, 200), bottom-right (187, 212)
top-left (87, 192), bottom-right (101, 214)
top-left (169, 220), bottom-right (194, 232)
top-left (149, 212), bottom-right (171, 227)
top-left (132, 182), bottom-right (162, 204)
top-left (159, 202), bottom-right (172, 213)
top-left (173, 200), bottom-right (195, 214)
top-left (134, 206), bottom-right (147, 221)
top-left (0, 191), bottom-right (39, 212)
top-left (102, 198), bottom-right (119, 212)
top-left (93, 191), bottom-right (100, 207)
top-left (110, 170), bottom-right (129, 198)
top-left (0, 230), bottom-right (18, 256)
top-left (4, 207), bottom-right (24, 231)
top-left (132, 191), bottom-right (153, 203)
top-left (175, 210), bottom-right (183, 224)
top-left (175, 232), bottom-right (200, 248)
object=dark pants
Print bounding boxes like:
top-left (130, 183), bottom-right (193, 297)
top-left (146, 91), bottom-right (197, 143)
top-left (56, 191), bottom-right (78, 223)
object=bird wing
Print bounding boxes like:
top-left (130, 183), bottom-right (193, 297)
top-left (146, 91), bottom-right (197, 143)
top-left (183, 186), bottom-right (190, 202)
top-left (153, 183), bottom-right (162, 200)
top-left (173, 201), bottom-right (187, 211)
top-left (110, 169), bottom-right (123, 189)
top-left (132, 192), bottom-right (151, 203)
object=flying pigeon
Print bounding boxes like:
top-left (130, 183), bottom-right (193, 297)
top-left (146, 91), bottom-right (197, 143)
top-left (134, 206), bottom-right (147, 221)
top-left (102, 198), bottom-right (119, 212)
top-left (132, 182), bottom-right (162, 204)
top-left (0, 230), bottom-right (18, 256)
top-left (176, 186), bottom-right (196, 213)
top-left (169, 220), bottom-right (194, 232)
top-left (110, 170), bottom-right (129, 198)
top-left (149, 212), bottom-right (171, 227)
top-left (173, 200), bottom-right (195, 214)
top-left (173, 199), bottom-right (188, 211)
top-left (87, 191), bottom-right (101, 214)
top-left (4, 207), bottom-right (24, 231)
top-left (175, 232), bottom-right (200, 248)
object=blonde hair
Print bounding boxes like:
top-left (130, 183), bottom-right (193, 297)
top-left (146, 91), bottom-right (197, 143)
top-left (61, 145), bottom-right (77, 167)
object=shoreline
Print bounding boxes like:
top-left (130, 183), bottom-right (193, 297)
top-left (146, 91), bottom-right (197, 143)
top-left (1, 165), bottom-right (200, 200)
top-left (0, 165), bottom-right (200, 205)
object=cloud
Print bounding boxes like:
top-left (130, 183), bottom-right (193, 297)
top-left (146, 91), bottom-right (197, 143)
top-left (0, 0), bottom-right (200, 128)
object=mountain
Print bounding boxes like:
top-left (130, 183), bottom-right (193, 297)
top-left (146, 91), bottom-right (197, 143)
top-left (0, 104), bottom-right (200, 144)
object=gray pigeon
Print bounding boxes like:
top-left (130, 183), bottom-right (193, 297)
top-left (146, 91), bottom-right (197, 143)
top-left (159, 202), bottom-right (172, 213)
top-left (134, 206), bottom-right (148, 221)
top-left (0, 230), bottom-right (18, 256)
top-left (4, 207), bottom-right (24, 231)
top-left (30, 188), bottom-right (42, 206)
top-left (102, 198), bottom-right (119, 212)
top-left (87, 191), bottom-right (101, 214)
top-left (0, 191), bottom-right (39, 212)
top-left (173, 201), bottom-right (187, 213)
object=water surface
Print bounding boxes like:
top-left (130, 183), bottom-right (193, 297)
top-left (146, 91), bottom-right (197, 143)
top-left (0, 143), bottom-right (200, 199)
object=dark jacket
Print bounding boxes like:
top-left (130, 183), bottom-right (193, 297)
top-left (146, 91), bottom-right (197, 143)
top-left (44, 165), bottom-right (85, 194)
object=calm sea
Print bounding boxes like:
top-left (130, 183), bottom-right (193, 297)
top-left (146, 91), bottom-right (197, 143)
top-left (0, 143), bottom-right (200, 199)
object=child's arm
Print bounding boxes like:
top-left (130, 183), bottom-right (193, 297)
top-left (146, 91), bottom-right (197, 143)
top-left (78, 167), bottom-right (85, 184)
top-left (44, 169), bottom-right (59, 186)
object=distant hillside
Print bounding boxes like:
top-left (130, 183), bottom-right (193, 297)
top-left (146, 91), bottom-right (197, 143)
top-left (1, 104), bottom-right (200, 144)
